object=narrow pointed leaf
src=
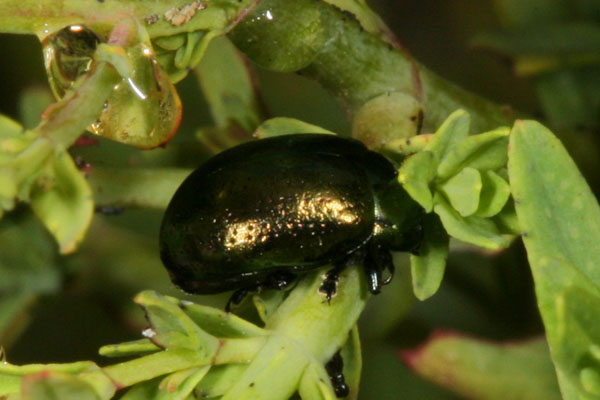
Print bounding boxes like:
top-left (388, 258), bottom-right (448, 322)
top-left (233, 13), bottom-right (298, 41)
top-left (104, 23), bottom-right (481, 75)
top-left (410, 213), bottom-right (449, 300)
top-left (298, 363), bottom-right (336, 400)
top-left (193, 364), bottom-right (246, 399)
top-left (156, 366), bottom-right (210, 400)
top-left (179, 300), bottom-right (266, 338)
top-left (134, 291), bottom-right (219, 353)
top-left (254, 117), bottom-right (336, 139)
top-left (99, 339), bottom-right (161, 358)
top-left (21, 372), bottom-right (101, 400)
top-left (253, 290), bottom-right (287, 323)
top-left (340, 326), bottom-right (362, 400)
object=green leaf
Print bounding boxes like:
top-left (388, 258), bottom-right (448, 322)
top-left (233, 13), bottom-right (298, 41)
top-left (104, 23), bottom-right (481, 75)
top-left (134, 291), bottom-right (219, 354)
top-left (0, 114), bottom-right (24, 137)
top-left (298, 362), bottom-right (336, 400)
top-left (424, 109), bottom-right (470, 162)
top-left (30, 147), bottom-right (93, 254)
top-left (18, 87), bottom-right (53, 130)
top-left (21, 372), bottom-right (100, 400)
top-left (398, 151), bottom-right (436, 212)
top-left (508, 120), bottom-right (600, 289)
top-left (401, 333), bottom-right (561, 400)
top-left (438, 167), bottom-right (482, 217)
top-left (195, 35), bottom-right (262, 132)
top-left (437, 127), bottom-right (509, 179)
top-left (99, 339), bottom-right (161, 358)
top-left (178, 300), bottom-right (266, 338)
top-left (95, 43), bottom-right (133, 79)
top-left (156, 366), bottom-right (210, 400)
top-left (433, 194), bottom-right (508, 250)
top-left (193, 364), bottom-right (246, 399)
top-left (253, 290), bottom-right (287, 323)
top-left (555, 286), bottom-right (600, 397)
top-left (340, 326), bottom-right (362, 400)
top-left (493, 200), bottom-right (521, 235)
top-left (474, 170), bottom-right (511, 217)
top-left (120, 378), bottom-right (162, 400)
top-left (254, 117), bottom-right (336, 138)
top-left (508, 120), bottom-right (600, 398)
top-left (0, 362), bottom-right (100, 399)
top-left (410, 213), bottom-right (449, 300)
top-left (220, 335), bottom-right (309, 400)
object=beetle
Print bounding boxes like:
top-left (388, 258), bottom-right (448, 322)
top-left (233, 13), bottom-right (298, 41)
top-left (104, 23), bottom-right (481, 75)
top-left (159, 133), bottom-right (423, 304)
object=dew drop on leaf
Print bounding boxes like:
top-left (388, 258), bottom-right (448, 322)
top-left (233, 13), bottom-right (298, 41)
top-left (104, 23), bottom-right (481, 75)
top-left (42, 25), bottom-right (182, 149)
top-left (42, 25), bottom-right (101, 98)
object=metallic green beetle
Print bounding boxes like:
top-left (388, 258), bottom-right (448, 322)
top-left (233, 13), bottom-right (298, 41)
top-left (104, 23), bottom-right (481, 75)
top-left (159, 134), bottom-right (422, 301)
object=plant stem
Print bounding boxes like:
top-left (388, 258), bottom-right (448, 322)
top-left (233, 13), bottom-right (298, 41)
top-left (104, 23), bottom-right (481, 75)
top-left (266, 264), bottom-right (369, 362)
top-left (0, 0), bottom-right (257, 39)
top-left (229, 0), bottom-right (513, 133)
top-left (221, 264), bottom-right (368, 399)
top-left (37, 62), bottom-right (121, 147)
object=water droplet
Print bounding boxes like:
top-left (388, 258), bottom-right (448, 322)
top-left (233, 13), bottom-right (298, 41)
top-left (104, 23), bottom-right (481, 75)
top-left (92, 43), bottom-right (181, 148)
top-left (42, 25), bottom-right (102, 98)
top-left (42, 24), bottom-right (181, 149)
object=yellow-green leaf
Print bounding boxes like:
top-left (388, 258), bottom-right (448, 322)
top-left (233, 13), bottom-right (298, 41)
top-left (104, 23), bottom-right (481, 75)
top-left (508, 120), bottom-right (600, 399)
top-left (402, 333), bottom-right (561, 400)
top-left (475, 170), bottom-right (511, 217)
top-left (254, 117), bottom-right (336, 138)
top-left (30, 148), bottom-right (93, 254)
top-left (433, 194), bottom-right (508, 250)
top-left (438, 167), bottom-right (482, 217)
top-left (425, 109), bottom-right (470, 162)
top-left (398, 151), bottom-right (436, 212)
top-left (437, 127), bottom-right (509, 179)
top-left (410, 213), bottom-right (449, 300)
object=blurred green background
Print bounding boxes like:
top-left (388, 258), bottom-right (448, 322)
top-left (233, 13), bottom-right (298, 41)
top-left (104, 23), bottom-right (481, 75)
top-left (1, 0), bottom-right (594, 398)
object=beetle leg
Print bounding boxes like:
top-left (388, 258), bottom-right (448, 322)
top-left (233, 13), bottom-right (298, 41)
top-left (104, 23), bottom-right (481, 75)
top-left (319, 268), bottom-right (341, 303)
top-left (364, 244), bottom-right (383, 294)
top-left (364, 264), bottom-right (383, 294)
top-left (381, 252), bottom-right (395, 286)
top-left (325, 351), bottom-right (350, 398)
top-left (364, 242), bottom-right (396, 293)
